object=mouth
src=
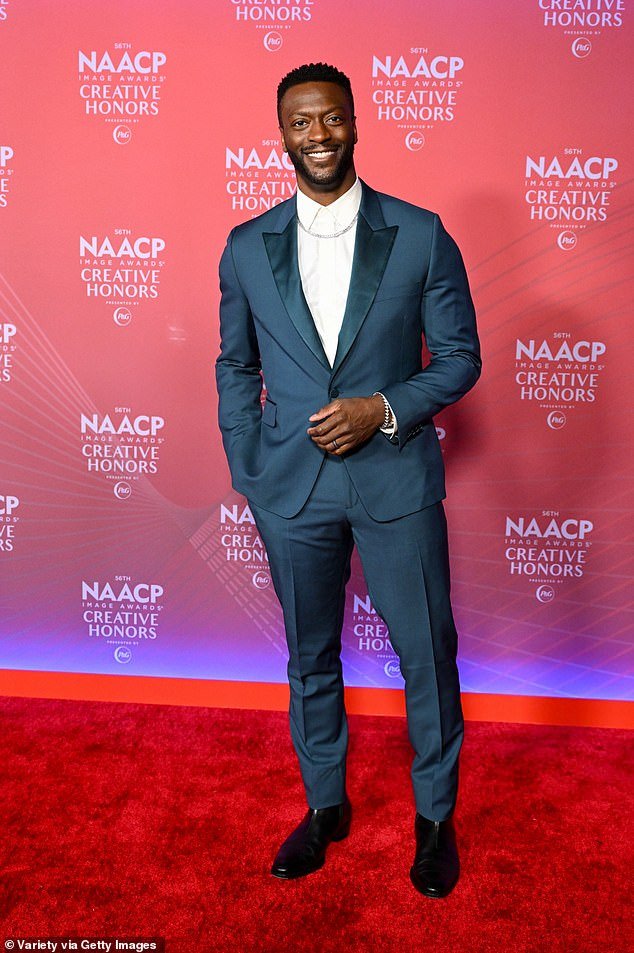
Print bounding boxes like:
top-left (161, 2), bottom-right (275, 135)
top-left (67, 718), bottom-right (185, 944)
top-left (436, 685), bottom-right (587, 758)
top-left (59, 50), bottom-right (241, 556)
top-left (303, 148), bottom-right (339, 162)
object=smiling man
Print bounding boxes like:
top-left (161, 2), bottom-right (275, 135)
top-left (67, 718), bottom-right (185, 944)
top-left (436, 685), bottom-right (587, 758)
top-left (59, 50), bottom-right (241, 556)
top-left (216, 63), bottom-right (481, 898)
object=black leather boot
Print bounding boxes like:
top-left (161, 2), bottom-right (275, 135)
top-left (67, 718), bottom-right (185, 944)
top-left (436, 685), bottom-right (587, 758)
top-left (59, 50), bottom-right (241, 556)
top-left (410, 813), bottom-right (460, 898)
top-left (270, 797), bottom-right (352, 879)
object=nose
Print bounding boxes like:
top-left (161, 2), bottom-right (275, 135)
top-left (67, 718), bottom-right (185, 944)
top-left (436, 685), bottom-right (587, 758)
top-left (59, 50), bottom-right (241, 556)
top-left (308, 119), bottom-right (331, 143)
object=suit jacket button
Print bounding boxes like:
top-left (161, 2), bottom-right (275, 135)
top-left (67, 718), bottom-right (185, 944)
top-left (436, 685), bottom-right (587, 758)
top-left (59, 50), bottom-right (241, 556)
top-left (329, 388), bottom-right (340, 398)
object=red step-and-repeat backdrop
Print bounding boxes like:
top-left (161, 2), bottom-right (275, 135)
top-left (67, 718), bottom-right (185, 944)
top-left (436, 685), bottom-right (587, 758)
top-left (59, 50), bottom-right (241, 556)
top-left (1, 0), bottom-right (632, 706)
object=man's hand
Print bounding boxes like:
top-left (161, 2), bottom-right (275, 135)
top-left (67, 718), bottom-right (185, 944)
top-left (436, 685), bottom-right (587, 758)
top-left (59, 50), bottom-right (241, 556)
top-left (307, 395), bottom-right (385, 455)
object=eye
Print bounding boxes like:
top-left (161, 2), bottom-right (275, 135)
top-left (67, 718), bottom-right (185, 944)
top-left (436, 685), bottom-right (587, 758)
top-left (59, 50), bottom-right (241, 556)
top-left (327, 115), bottom-right (344, 124)
top-left (292, 119), bottom-right (308, 127)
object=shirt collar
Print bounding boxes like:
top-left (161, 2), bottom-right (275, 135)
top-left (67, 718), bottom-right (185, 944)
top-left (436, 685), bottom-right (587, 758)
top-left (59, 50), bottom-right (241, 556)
top-left (296, 176), bottom-right (362, 231)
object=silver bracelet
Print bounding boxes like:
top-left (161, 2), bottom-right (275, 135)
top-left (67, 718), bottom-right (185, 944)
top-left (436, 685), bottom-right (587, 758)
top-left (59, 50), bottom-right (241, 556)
top-left (372, 391), bottom-right (392, 429)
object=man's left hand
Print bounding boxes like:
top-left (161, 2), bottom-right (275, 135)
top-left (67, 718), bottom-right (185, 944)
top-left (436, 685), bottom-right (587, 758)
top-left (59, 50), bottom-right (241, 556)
top-left (307, 395), bottom-right (385, 455)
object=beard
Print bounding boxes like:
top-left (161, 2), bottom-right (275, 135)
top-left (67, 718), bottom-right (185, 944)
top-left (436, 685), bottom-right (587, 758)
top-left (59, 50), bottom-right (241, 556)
top-left (286, 139), bottom-right (355, 191)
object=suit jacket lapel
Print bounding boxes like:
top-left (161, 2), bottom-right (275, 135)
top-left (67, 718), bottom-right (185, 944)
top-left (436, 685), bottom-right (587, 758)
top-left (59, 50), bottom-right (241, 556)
top-left (331, 182), bottom-right (398, 376)
top-left (262, 182), bottom-right (398, 376)
top-left (263, 199), bottom-right (330, 370)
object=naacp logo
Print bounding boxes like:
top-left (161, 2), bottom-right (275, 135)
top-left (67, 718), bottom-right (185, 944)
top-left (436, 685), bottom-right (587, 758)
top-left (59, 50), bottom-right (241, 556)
top-left (79, 231), bottom-right (165, 316)
top-left (81, 577), bottom-right (164, 644)
top-left (0, 493), bottom-right (19, 554)
top-left (225, 143), bottom-right (296, 216)
top-left (219, 501), bottom-right (269, 569)
top-left (515, 335), bottom-right (606, 426)
top-left (80, 409), bottom-right (165, 483)
top-left (0, 322), bottom-right (16, 383)
top-left (0, 494), bottom-right (19, 516)
top-left (78, 49), bottom-right (167, 129)
top-left (370, 52), bottom-right (465, 143)
top-left (0, 145), bottom-right (14, 208)
top-left (504, 513), bottom-right (594, 591)
top-left (524, 151), bottom-right (618, 241)
top-left (352, 593), bottom-right (396, 664)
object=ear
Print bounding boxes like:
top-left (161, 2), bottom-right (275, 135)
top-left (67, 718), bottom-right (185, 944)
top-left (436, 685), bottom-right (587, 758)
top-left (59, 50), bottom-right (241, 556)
top-left (352, 117), bottom-right (358, 145)
top-left (279, 125), bottom-right (287, 153)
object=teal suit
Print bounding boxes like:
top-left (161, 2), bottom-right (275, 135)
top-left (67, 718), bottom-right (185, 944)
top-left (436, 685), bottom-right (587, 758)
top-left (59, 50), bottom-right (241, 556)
top-left (216, 181), bottom-right (480, 818)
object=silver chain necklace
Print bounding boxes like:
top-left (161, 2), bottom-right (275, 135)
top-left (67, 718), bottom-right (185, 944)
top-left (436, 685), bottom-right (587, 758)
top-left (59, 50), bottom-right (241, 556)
top-left (297, 213), bottom-right (358, 240)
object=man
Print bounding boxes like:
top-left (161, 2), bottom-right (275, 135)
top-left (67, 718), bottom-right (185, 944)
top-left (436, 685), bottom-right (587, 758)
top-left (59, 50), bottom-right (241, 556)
top-left (216, 63), bottom-right (480, 898)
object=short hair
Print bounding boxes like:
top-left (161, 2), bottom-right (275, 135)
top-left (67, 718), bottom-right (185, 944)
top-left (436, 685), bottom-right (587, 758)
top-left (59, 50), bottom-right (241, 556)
top-left (277, 63), bottom-right (355, 124)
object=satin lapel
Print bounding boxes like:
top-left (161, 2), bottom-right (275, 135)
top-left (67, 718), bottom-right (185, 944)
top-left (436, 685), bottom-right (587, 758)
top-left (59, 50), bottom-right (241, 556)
top-left (331, 211), bottom-right (398, 376)
top-left (263, 216), bottom-right (330, 370)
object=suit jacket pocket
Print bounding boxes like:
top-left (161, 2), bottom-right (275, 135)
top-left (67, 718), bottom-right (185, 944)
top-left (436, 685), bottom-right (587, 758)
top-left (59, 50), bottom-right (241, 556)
top-left (262, 397), bottom-right (277, 427)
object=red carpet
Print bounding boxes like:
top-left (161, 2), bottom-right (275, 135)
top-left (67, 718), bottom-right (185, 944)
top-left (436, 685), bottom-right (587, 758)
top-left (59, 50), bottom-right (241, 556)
top-left (1, 696), bottom-right (632, 952)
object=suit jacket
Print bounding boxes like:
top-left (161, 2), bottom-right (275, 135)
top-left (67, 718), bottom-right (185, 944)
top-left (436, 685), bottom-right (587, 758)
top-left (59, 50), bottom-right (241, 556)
top-left (215, 180), bottom-right (481, 521)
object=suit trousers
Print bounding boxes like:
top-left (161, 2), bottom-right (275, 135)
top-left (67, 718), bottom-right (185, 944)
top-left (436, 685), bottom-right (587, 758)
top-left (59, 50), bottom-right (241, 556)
top-left (248, 453), bottom-right (464, 821)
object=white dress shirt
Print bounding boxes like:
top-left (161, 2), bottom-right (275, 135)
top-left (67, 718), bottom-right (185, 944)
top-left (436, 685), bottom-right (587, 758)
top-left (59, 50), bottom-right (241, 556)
top-left (296, 178), bottom-right (397, 436)
top-left (296, 177), bottom-right (361, 366)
